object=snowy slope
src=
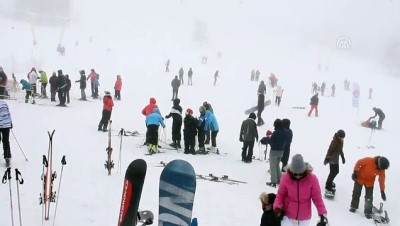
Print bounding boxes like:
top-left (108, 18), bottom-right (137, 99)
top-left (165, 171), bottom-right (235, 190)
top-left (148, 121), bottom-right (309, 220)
top-left (1, 0), bottom-right (400, 226)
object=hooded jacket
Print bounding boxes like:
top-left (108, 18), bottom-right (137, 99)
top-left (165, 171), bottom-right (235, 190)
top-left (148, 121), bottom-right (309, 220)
top-left (204, 110), bottom-right (219, 132)
top-left (103, 94), bottom-right (114, 111)
top-left (146, 108), bottom-right (165, 127)
top-left (165, 99), bottom-right (182, 124)
top-left (324, 133), bottom-right (344, 164)
top-left (0, 100), bottom-right (12, 129)
top-left (142, 98), bottom-right (159, 116)
top-left (239, 116), bottom-right (258, 142)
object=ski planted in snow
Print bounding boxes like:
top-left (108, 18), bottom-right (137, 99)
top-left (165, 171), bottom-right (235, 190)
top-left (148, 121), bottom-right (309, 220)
top-left (159, 160), bottom-right (196, 226)
top-left (105, 120), bottom-right (114, 175)
top-left (117, 159), bottom-right (147, 226)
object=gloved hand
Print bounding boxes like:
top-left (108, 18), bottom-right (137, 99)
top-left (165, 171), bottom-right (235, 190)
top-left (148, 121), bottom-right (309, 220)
top-left (351, 171), bottom-right (358, 181)
top-left (266, 130), bottom-right (273, 137)
top-left (341, 156), bottom-right (345, 164)
top-left (273, 207), bottom-right (283, 216)
top-left (323, 158), bottom-right (329, 165)
top-left (319, 214), bottom-right (328, 223)
top-left (381, 190), bottom-right (386, 201)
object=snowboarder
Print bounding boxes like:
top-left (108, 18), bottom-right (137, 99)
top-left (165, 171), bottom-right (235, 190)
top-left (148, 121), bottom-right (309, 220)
top-left (27, 67), bottom-right (39, 95)
top-left (20, 79), bottom-right (34, 103)
top-left (273, 154), bottom-right (328, 226)
top-left (98, 91), bottom-right (114, 132)
top-left (183, 108), bottom-right (197, 155)
top-left (114, 75), bottom-right (122, 100)
top-left (213, 70), bottom-right (220, 86)
top-left (275, 85), bottom-right (283, 107)
top-left (320, 82), bottom-right (326, 96)
top-left (257, 81), bottom-right (266, 126)
top-left (49, 72), bottom-right (58, 102)
top-left (65, 74), bottom-right (71, 104)
top-left (56, 70), bottom-right (67, 106)
top-left (171, 76), bottom-right (180, 101)
top-left (369, 107), bottom-right (385, 130)
top-left (0, 66), bottom-right (7, 99)
top-left (239, 113), bottom-right (258, 163)
top-left (350, 156), bottom-right (389, 219)
top-left (165, 98), bottom-right (183, 149)
top-left (187, 68), bottom-right (193, 86)
top-left (145, 108), bottom-right (165, 154)
top-left (323, 129), bottom-right (346, 197)
top-left (142, 97), bottom-right (159, 116)
top-left (259, 192), bottom-right (282, 226)
top-left (331, 83), bottom-right (336, 97)
top-left (308, 93), bottom-right (319, 117)
top-left (38, 69), bottom-right (48, 98)
top-left (165, 59), bottom-right (170, 72)
top-left (0, 100), bottom-right (13, 167)
top-left (178, 67), bottom-right (184, 85)
top-left (75, 70), bottom-right (87, 100)
top-left (280, 118), bottom-right (292, 172)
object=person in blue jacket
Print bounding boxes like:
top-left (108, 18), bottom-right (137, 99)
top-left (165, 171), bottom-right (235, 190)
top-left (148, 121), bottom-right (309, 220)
top-left (203, 107), bottom-right (219, 153)
top-left (20, 79), bottom-right (35, 104)
top-left (145, 108), bottom-right (165, 154)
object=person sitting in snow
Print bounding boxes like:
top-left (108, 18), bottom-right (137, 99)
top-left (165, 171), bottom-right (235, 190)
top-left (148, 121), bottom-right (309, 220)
top-left (369, 107), bottom-right (385, 130)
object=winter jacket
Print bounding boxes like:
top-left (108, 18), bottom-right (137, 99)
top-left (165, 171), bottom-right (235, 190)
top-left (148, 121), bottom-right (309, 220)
top-left (28, 71), bottom-right (39, 84)
top-left (197, 114), bottom-right (206, 131)
top-left (0, 71), bottom-right (8, 86)
top-left (114, 78), bottom-right (122, 91)
top-left (146, 108), bottom-right (165, 127)
top-left (258, 82), bottom-right (266, 95)
top-left (274, 169), bottom-right (327, 221)
top-left (258, 93), bottom-right (265, 111)
top-left (184, 115), bottom-right (197, 138)
top-left (275, 86), bottom-right (283, 97)
top-left (49, 74), bottom-right (58, 91)
top-left (239, 118), bottom-right (258, 142)
top-left (76, 74), bottom-right (87, 89)
top-left (372, 108), bottom-right (385, 119)
top-left (353, 157), bottom-right (386, 190)
top-left (204, 110), bottom-right (219, 132)
top-left (57, 74), bottom-right (66, 90)
top-left (0, 100), bottom-right (12, 128)
top-left (20, 79), bottom-right (32, 90)
top-left (165, 99), bottom-right (182, 124)
top-left (204, 103), bottom-right (213, 113)
top-left (39, 71), bottom-right (48, 83)
top-left (179, 68), bottom-right (184, 76)
top-left (87, 71), bottom-right (97, 81)
top-left (261, 128), bottom-right (286, 151)
top-left (171, 77), bottom-right (180, 89)
top-left (324, 134), bottom-right (344, 165)
top-left (142, 98), bottom-right (159, 116)
top-left (65, 76), bottom-right (71, 91)
top-left (103, 95), bottom-right (114, 111)
top-left (188, 69), bottom-right (193, 77)
top-left (310, 94), bottom-right (319, 105)
top-left (283, 128), bottom-right (293, 153)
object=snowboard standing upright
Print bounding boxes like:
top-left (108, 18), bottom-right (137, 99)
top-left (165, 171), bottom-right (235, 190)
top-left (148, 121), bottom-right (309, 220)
top-left (105, 120), bottom-right (114, 175)
top-left (159, 160), bottom-right (196, 226)
top-left (117, 159), bottom-right (147, 226)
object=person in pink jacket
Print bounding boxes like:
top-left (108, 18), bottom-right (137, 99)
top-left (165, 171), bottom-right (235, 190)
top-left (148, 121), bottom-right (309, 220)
top-left (273, 154), bottom-right (328, 226)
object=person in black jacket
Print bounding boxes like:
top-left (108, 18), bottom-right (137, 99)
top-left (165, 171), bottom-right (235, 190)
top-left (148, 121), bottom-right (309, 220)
top-left (0, 67), bottom-right (8, 99)
top-left (187, 68), bottom-right (193, 86)
top-left (259, 192), bottom-right (282, 226)
top-left (65, 74), bottom-right (71, 104)
top-left (257, 81), bottom-right (266, 126)
top-left (56, 70), bottom-right (67, 106)
top-left (49, 72), bottom-right (58, 102)
top-left (308, 93), bottom-right (319, 117)
top-left (75, 70), bottom-right (87, 100)
top-left (171, 76), bottom-right (180, 101)
top-left (239, 113), bottom-right (258, 163)
top-left (261, 119), bottom-right (286, 187)
top-left (165, 98), bottom-right (183, 149)
top-left (369, 107), bottom-right (385, 130)
top-left (183, 108), bottom-right (197, 154)
top-left (280, 118), bottom-right (293, 172)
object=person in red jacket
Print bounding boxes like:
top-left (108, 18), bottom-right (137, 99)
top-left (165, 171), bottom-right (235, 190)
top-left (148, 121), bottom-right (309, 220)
top-left (142, 97), bottom-right (159, 116)
top-left (98, 91), bottom-right (114, 132)
top-left (114, 75), bottom-right (122, 100)
top-left (350, 156), bottom-right (389, 219)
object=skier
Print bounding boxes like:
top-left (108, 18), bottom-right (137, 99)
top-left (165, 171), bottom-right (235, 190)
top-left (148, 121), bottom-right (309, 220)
top-left (38, 69), bottom-right (48, 98)
top-left (0, 100), bottom-right (13, 167)
top-left (320, 82), bottom-right (326, 96)
top-left (65, 74), bottom-right (71, 104)
top-left (27, 67), bottom-right (39, 95)
top-left (259, 192), bottom-right (282, 226)
top-left (171, 76), bottom-right (180, 101)
top-left (142, 97), bottom-right (159, 116)
top-left (308, 93), bottom-right (319, 117)
top-left (98, 91), bottom-right (114, 132)
top-left (165, 98), bottom-right (183, 149)
top-left (213, 70), bottom-right (220, 86)
top-left (178, 67), bottom-right (184, 85)
top-left (93, 73), bottom-right (100, 99)
top-left (20, 79), bottom-right (34, 103)
top-left (369, 107), bottom-right (385, 130)
top-left (280, 118), bottom-right (292, 172)
top-left (75, 70), bottom-right (87, 100)
top-left (312, 82), bottom-right (318, 94)
top-left (350, 156), bottom-right (389, 219)
top-left (262, 119), bottom-right (286, 187)
top-left (145, 108), bottom-right (165, 154)
top-left (56, 70), bottom-right (67, 106)
top-left (165, 59), bottom-right (170, 72)
top-left (268, 73), bottom-right (277, 88)
top-left (239, 112), bottom-right (258, 163)
top-left (203, 101), bottom-right (213, 145)
top-left (255, 69), bottom-right (260, 82)
top-left (250, 69), bottom-right (255, 81)
top-left (87, 69), bottom-right (97, 98)
top-left (114, 75), bottom-right (122, 100)
top-left (368, 88), bottom-right (373, 99)
top-left (275, 85), bottom-right (283, 107)
top-left (0, 66), bottom-right (7, 99)
top-left (257, 81), bottom-right (266, 126)
top-left (203, 107), bottom-right (219, 153)
top-left (183, 108), bottom-right (197, 155)
top-left (187, 68), bottom-right (193, 86)
top-left (331, 83), bottom-right (336, 97)
top-left (273, 154), bottom-right (328, 226)
top-left (196, 106), bottom-right (207, 154)
top-left (323, 129), bottom-right (346, 196)
top-left (49, 72), bottom-right (58, 102)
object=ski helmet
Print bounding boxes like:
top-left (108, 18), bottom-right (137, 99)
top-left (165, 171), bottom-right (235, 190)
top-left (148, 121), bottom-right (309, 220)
top-left (377, 156), bottom-right (390, 170)
top-left (336, 129), bottom-right (346, 138)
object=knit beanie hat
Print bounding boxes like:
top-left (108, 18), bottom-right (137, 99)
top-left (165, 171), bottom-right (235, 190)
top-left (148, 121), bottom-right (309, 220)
top-left (290, 154), bottom-right (306, 174)
top-left (249, 112), bottom-right (256, 120)
top-left (336, 129), bottom-right (345, 138)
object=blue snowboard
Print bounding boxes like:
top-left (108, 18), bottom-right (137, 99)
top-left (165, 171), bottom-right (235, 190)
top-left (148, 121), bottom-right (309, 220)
top-left (244, 100), bottom-right (271, 115)
top-left (159, 160), bottom-right (196, 226)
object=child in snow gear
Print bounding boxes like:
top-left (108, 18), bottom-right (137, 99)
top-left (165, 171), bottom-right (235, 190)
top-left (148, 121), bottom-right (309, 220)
top-left (165, 98), bottom-right (183, 149)
top-left (323, 129), bottom-right (346, 197)
top-left (280, 119), bottom-right (292, 172)
top-left (114, 75), bottom-right (122, 100)
top-left (75, 70), bottom-right (87, 100)
top-left (0, 100), bottom-right (13, 166)
top-left (171, 76), bottom-right (180, 101)
top-left (142, 97), bottom-right (159, 116)
top-left (259, 192), bottom-right (282, 226)
top-left (273, 154), bottom-right (328, 226)
top-left (20, 79), bottom-right (34, 104)
top-left (145, 108), bottom-right (165, 154)
top-left (183, 108), bottom-right (197, 154)
top-left (98, 91), bottom-right (114, 132)
top-left (308, 93), bottom-right (319, 117)
top-left (239, 113), bottom-right (258, 163)
top-left (369, 107), bottom-right (385, 130)
top-left (350, 156), bottom-right (389, 219)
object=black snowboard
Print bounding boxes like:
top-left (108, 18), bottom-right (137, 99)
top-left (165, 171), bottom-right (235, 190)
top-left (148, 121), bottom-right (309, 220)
top-left (117, 159), bottom-right (147, 226)
top-left (244, 100), bottom-right (271, 114)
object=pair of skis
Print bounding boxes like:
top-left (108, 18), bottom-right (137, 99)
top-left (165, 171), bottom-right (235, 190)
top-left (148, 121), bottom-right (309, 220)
top-left (196, 174), bottom-right (247, 185)
top-left (2, 167), bottom-right (24, 226)
top-left (117, 159), bottom-right (197, 226)
top-left (105, 121), bottom-right (115, 175)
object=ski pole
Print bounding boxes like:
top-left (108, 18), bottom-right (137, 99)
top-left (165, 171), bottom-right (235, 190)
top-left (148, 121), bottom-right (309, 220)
top-left (53, 155), bottom-right (67, 226)
top-left (117, 128), bottom-right (125, 174)
top-left (2, 167), bottom-right (15, 226)
top-left (10, 130), bottom-right (28, 161)
top-left (15, 169), bottom-right (24, 226)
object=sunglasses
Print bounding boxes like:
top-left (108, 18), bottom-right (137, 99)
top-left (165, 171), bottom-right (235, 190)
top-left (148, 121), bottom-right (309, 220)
top-left (292, 172), bottom-right (304, 177)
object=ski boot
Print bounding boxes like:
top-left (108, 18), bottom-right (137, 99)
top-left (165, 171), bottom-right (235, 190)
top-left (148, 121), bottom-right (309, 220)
top-left (5, 158), bottom-right (10, 167)
top-left (349, 207), bottom-right (356, 213)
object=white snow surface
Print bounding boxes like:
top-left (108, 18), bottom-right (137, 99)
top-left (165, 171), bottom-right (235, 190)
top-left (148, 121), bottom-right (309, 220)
top-left (1, 0), bottom-right (400, 225)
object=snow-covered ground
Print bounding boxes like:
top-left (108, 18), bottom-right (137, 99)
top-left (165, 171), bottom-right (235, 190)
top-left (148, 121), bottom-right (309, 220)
top-left (1, 0), bottom-right (399, 225)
